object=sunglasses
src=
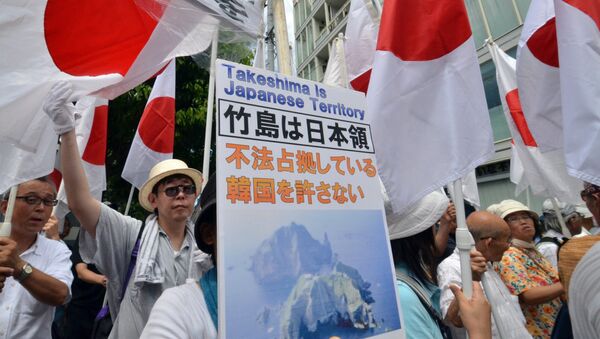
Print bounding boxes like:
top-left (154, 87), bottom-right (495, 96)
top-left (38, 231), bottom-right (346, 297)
top-left (16, 195), bottom-right (58, 207)
top-left (161, 184), bottom-right (196, 197)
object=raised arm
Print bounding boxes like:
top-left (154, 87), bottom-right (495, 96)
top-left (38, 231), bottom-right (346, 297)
top-left (43, 82), bottom-right (101, 237)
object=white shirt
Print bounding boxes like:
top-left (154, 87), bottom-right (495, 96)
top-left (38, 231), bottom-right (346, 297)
top-left (437, 250), bottom-right (517, 339)
top-left (140, 280), bottom-right (217, 339)
top-left (79, 204), bottom-right (197, 339)
top-left (0, 235), bottom-right (73, 339)
top-left (569, 242), bottom-right (600, 338)
top-left (536, 230), bottom-right (564, 268)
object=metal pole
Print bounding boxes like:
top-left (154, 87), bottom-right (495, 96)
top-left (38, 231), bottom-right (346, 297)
top-left (124, 185), bottom-right (135, 216)
top-left (266, 0), bottom-right (275, 71)
top-left (202, 28), bottom-right (220, 187)
top-left (272, 0), bottom-right (292, 75)
top-left (453, 178), bottom-right (474, 299)
top-left (477, 0), bottom-right (493, 41)
top-left (0, 186), bottom-right (18, 237)
top-left (511, 0), bottom-right (524, 25)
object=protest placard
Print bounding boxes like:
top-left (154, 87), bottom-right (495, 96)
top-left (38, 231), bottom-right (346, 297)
top-left (215, 59), bottom-right (403, 339)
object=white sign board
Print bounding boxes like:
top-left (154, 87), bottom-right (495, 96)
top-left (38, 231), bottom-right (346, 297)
top-left (215, 59), bottom-right (404, 339)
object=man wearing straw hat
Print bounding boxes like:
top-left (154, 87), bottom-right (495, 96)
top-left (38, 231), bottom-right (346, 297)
top-left (43, 83), bottom-right (203, 338)
top-left (0, 177), bottom-right (73, 338)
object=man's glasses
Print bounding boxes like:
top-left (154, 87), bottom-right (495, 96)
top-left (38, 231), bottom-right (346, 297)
top-left (16, 195), bottom-right (58, 207)
top-left (161, 184), bottom-right (196, 197)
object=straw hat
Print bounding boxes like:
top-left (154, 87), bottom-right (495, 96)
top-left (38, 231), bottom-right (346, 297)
top-left (558, 235), bottom-right (600, 298)
top-left (385, 191), bottom-right (449, 240)
top-left (494, 199), bottom-right (538, 220)
top-left (138, 159), bottom-right (203, 212)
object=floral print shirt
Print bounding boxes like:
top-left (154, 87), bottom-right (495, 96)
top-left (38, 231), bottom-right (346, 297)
top-left (495, 246), bottom-right (562, 339)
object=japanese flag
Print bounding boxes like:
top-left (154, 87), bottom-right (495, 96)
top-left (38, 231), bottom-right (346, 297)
top-left (555, 0), bottom-right (600, 185)
top-left (488, 42), bottom-right (581, 202)
top-left (0, 0), bottom-right (217, 154)
top-left (367, 0), bottom-right (493, 213)
top-left (122, 60), bottom-right (175, 189)
top-left (516, 0), bottom-right (561, 152)
top-left (344, 0), bottom-right (380, 93)
top-left (56, 97), bottom-right (109, 219)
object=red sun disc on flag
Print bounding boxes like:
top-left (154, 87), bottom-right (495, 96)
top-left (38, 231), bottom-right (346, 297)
top-left (377, 0), bottom-right (472, 61)
top-left (43, 0), bottom-right (166, 76)
top-left (526, 18), bottom-right (559, 68)
top-left (138, 97), bottom-right (175, 154)
top-left (565, 0), bottom-right (600, 31)
top-left (82, 105), bottom-right (109, 166)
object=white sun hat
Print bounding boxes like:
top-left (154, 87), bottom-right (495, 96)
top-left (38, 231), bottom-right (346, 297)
top-left (138, 159), bottom-right (203, 212)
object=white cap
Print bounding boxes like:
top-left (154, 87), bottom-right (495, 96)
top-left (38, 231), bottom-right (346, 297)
top-left (385, 191), bottom-right (449, 240)
top-left (494, 199), bottom-right (539, 220)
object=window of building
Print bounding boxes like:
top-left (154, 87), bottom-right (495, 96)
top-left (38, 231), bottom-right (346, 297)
top-left (464, 0), bottom-right (488, 48)
top-left (482, 0), bottom-right (520, 39)
top-left (514, 0), bottom-right (532, 20)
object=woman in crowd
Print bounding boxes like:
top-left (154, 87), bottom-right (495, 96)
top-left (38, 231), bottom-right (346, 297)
top-left (492, 200), bottom-right (564, 339)
top-left (385, 191), bottom-right (452, 338)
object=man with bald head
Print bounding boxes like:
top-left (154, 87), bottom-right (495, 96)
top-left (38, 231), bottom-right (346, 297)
top-left (437, 211), bottom-right (514, 339)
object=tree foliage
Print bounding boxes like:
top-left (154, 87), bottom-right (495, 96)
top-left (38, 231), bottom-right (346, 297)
top-left (103, 43), bottom-right (253, 219)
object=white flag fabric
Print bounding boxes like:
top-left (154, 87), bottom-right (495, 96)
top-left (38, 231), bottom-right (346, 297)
top-left (447, 171), bottom-right (481, 209)
top-left (0, 127), bottom-right (58, 194)
top-left (555, 0), bottom-right (600, 185)
top-left (122, 61), bottom-right (175, 189)
top-left (55, 97), bottom-right (109, 218)
top-left (516, 0), bottom-right (562, 152)
top-left (344, 0), bottom-right (380, 93)
top-left (488, 42), bottom-right (581, 202)
top-left (0, 0), bottom-right (218, 154)
top-left (367, 0), bottom-right (494, 213)
top-left (322, 35), bottom-right (349, 88)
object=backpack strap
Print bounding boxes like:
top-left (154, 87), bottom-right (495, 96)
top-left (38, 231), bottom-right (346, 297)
top-left (119, 220), bottom-right (146, 301)
top-left (539, 236), bottom-right (565, 247)
top-left (396, 269), bottom-right (452, 339)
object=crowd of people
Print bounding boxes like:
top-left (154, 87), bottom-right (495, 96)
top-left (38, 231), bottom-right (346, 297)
top-left (1, 85), bottom-right (600, 339)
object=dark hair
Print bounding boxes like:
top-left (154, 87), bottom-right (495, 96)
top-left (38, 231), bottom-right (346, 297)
top-left (390, 227), bottom-right (438, 285)
top-left (151, 174), bottom-right (194, 194)
top-left (194, 204), bottom-right (216, 256)
top-left (2, 176), bottom-right (56, 200)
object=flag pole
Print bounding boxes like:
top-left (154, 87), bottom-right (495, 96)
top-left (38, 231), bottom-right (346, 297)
top-left (0, 186), bottom-right (18, 237)
top-left (202, 28), bottom-right (220, 188)
top-left (124, 185), bottom-right (135, 216)
top-left (551, 197), bottom-right (572, 238)
top-left (272, 0), bottom-right (292, 75)
top-left (452, 178), bottom-right (474, 298)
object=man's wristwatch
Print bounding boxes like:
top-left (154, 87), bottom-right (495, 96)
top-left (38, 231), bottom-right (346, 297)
top-left (15, 262), bottom-right (33, 282)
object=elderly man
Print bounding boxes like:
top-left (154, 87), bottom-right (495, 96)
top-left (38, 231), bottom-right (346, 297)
top-left (437, 211), bottom-right (519, 339)
top-left (43, 82), bottom-right (203, 338)
top-left (569, 182), bottom-right (600, 338)
top-left (0, 177), bottom-right (73, 338)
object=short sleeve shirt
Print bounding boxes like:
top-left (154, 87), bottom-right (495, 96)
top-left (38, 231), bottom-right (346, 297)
top-left (0, 236), bottom-right (73, 339)
top-left (79, 204), bottom-right (197, 339)
top-left (496, 246), bottom-right (562, 339)
top-left (396, 264), bottom-right (444, 339)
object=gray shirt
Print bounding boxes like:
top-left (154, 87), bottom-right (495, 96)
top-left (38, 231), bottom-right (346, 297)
top-left (80, 204), bottom-right (196, 339)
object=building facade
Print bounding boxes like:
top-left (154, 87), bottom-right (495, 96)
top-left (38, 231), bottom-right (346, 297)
top-left (293, 0), bottom-right (547, 212)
